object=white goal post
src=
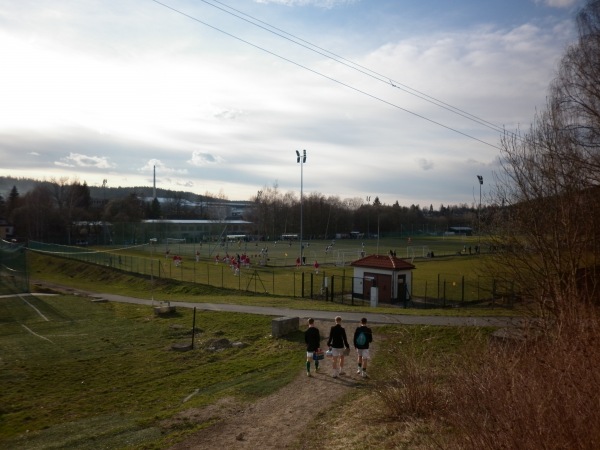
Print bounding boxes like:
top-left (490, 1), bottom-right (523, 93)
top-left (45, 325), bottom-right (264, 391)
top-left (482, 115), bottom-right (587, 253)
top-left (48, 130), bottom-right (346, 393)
top-left (166, 238), bottom-right (186, 244)
top-left (405, 246), bottom-right (430, 258)
top-left (334, 250), bottom-right (363, 266)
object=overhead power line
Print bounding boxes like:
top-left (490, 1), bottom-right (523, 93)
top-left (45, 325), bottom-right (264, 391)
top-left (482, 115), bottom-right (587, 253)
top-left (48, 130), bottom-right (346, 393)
top-left (201, 0), bottom-right (510, 137)
top-left (150, 0), bottom-right (504, 150)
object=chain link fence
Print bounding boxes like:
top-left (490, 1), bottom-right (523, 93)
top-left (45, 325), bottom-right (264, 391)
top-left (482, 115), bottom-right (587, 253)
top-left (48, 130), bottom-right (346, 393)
top-left (0, 240), bottom-right (28, 295)
top-left (28, 241), bottom-right (515, 308)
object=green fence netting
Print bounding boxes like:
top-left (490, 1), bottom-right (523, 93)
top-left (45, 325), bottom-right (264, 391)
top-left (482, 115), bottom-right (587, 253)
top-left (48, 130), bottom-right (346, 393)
top-left (0, 239), bottom-right (28, 294)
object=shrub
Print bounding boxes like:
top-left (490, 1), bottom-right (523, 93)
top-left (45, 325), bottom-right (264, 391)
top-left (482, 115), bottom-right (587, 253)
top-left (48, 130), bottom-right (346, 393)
top-left (373, 327), bottom-right (484, 420)
top-left (443, 307), bottom-right (600, 449)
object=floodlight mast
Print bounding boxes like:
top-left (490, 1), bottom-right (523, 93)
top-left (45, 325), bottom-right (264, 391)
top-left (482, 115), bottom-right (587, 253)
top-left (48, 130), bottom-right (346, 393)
top-left (477, 175), bottom-right (483, 245)
top-left (296, 150), bottom-right (307, 264)
top-left (149, 238), bottom-right (157, 303)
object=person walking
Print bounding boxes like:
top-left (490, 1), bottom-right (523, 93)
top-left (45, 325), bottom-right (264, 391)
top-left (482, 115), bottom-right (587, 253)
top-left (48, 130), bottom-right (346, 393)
top-left (327, 316), bottom-right (350, 378)
top-left (354, 317), bottom-right (373, 378)
top-left (304, 318), bottom-right (321, 377)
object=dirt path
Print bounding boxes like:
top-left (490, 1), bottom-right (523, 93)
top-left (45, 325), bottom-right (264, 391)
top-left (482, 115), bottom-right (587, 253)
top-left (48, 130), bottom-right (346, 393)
top-left (29, 283), bottom-right (374, 448)
top-left (168, 321), bottom-right (367, 450)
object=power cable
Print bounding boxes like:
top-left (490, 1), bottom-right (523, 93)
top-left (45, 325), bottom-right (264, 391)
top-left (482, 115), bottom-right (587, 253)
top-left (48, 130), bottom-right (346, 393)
top-left (150, 0), bottom-right (502, 150)
top-left (201, 0), bottom-right (511, 137)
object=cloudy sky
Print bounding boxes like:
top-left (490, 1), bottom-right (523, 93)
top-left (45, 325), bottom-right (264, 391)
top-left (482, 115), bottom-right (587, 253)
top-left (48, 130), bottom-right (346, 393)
top-left (0, 0), bottom-right (584, 207)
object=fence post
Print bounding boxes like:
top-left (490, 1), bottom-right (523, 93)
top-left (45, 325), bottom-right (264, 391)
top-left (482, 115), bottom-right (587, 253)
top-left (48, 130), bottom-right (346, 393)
top-left (301, 272), bottom-right (305, 298)
top-left (461, 275), bottom-right (465, 302)
top-left (443, 280), bottom-right (446, 307)
top-left (330, 275), bottom-right (335, 302)
top-left (344, 275), bottom-right (348, 305)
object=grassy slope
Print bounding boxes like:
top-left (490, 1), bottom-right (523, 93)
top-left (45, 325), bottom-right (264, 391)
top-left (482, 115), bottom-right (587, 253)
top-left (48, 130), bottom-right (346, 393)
top-left (0, 293), bottom-right (304, 449)
top-left (27, 251), bottom-right (520, 317)
top-left (0, 250), bottom-right (514, 449)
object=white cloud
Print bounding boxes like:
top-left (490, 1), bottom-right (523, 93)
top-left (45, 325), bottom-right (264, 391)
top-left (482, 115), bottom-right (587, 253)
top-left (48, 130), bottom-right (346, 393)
top-left (417, 158), bottom-right (435, 171)
top-left (535, 0), bottom-right (578, 8)
top-left (55, 153), bottom-right (114, 169)
top-left (187, 151), bottom-right (226, 167)
top-left (139, 159), bottom-right (188, 175)
top-left (214, 109), bottom-right (247, 120)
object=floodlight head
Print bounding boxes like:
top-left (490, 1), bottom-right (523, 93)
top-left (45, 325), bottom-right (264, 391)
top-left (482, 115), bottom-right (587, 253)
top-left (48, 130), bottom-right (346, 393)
top-left (302, 149), bottom-right (307, 163)
top-left (477, 175), bottom-right (483, 185)
top-left (296, 150), bottom-right (300, 163)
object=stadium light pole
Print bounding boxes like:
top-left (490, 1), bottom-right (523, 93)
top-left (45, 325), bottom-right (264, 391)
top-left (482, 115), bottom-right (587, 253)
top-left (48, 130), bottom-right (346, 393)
top-left (366, 196), bottom-right (371, 239)
top-left (296, 149), bottom-right (307, 264)
top-left (149, 238), bottom-right (157, 304)
top-left (477, 175), bottom-right (483, 245)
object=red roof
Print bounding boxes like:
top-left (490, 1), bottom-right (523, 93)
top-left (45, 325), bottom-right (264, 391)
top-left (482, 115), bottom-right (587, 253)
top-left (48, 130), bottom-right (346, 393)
top-left (350, 254), bottom-right (415, 270)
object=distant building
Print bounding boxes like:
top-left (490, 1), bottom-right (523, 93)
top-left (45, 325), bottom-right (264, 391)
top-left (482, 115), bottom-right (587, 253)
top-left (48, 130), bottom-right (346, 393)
top-left (351, 254), bottom-right (415, 304)
top-left (446, 226), bottom-right (473, 236)
top-left (141, 219), bottom-right (252, 243)
top-left (0, 219), bottom-right (14, 240)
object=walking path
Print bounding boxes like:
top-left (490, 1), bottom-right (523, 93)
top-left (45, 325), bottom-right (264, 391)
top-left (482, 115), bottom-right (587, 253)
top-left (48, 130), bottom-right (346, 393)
top-left (92, 292), bottom-right (523, 328)
top-left (22, 284), bottom-right (526, 448)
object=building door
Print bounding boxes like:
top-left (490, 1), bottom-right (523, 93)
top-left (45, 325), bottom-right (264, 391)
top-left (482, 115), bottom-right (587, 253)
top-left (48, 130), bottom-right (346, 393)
top-left (364, 273), bottom-right (392, 303)
top-left (396, 274), bottom-right (407, 304)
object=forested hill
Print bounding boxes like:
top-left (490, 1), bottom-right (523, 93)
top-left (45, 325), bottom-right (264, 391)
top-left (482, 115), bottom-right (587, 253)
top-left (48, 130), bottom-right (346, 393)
top-left (0, 176), bottom-right (222, 202)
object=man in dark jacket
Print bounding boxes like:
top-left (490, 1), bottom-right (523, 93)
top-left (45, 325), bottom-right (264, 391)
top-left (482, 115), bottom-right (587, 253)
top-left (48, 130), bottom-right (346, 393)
top-left (353, 317), bottom-right (373, 378)
top-left (327, 316), bottom-right (350, 378)
top-left (304, 318), bottom-right (321, 377)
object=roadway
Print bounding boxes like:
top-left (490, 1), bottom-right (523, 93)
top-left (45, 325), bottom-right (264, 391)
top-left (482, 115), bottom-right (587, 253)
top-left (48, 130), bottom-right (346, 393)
top-left (93, 292), bottom-right (524, 328)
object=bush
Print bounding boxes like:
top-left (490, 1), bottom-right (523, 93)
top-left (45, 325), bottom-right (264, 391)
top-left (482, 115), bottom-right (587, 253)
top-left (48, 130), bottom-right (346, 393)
top-left (373, 327), bottom-right (485, 420)
top-left (443, 307), bottom-right (600, 449)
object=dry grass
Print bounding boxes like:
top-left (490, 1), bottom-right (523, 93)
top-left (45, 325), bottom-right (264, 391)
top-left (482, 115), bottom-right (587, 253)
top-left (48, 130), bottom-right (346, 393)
top-left (443, 306), bottom-right (600, 449)
top-left (361, 304), bottom-right (600, 449)
top-left (291, 390), bottom-right (444, 450)
top-left (372, 326), bottom-right (486, 421)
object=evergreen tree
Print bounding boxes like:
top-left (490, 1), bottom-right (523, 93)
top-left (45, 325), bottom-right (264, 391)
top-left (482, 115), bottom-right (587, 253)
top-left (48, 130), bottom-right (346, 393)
top-left (7, 186), bottom-right (20, 217)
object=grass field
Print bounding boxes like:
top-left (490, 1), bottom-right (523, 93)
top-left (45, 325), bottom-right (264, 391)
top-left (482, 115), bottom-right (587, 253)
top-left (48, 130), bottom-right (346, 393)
top-left (0, 293), bottom-right (304, 449)
top-left (27, 234), bottom-right (508, 307)
top-left (0, 242), bottom-right (524, 449)
top-left (27, 251), bottom-right (520, 317)
top-left (0, 290), bottom-right (496, 450)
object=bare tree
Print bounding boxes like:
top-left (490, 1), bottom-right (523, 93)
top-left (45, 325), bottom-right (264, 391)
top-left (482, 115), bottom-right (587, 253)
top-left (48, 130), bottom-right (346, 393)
top-left (488, 0), bottom-right (600, 318)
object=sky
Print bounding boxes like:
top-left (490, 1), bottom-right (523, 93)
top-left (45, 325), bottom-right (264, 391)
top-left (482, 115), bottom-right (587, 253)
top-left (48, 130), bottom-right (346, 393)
top-left (0, 0), bottom-right (585, 208)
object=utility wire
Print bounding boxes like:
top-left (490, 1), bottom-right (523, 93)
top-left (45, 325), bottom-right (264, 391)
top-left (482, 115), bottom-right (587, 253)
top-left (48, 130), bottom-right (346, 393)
top-left (201, 0), bottom-right (511, 137)
top-left (150, 0), bottom-right (502, 150)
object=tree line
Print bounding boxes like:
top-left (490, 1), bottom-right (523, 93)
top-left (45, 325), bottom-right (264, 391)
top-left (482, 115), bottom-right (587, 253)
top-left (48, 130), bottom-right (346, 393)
top-left (487, 0), bottom-right (600, 313)
top-left (247, 183), bottom-right (480, 241)
top-left (0, 176), bottom-right (483, 244)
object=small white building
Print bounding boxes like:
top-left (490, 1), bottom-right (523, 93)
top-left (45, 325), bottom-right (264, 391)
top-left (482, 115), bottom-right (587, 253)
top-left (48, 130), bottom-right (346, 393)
top-left (350, 254), bottom-right (415, 304)
top-left (0, 219), bottom-right (14, 241)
